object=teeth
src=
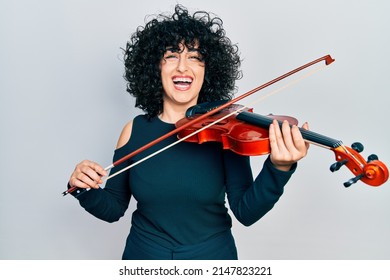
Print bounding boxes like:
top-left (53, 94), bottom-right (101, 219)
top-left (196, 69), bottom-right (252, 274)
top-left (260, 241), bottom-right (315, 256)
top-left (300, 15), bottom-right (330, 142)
top-left (173, 77), bottom-right (192, 83)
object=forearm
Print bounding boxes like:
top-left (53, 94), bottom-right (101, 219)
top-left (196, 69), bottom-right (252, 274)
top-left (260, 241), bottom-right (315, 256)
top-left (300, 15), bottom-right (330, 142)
top-left (225, 153), bottom-right (296, 226)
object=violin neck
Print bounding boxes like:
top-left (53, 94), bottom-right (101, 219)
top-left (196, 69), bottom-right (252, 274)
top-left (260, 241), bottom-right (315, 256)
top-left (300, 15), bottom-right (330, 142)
top-left (236, 111), bottom-right (342, 149)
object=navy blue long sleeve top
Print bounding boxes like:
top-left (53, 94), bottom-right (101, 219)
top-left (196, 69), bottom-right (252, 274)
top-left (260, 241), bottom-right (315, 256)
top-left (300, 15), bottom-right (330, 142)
top-left (73, 115), bottom-right (296, 248)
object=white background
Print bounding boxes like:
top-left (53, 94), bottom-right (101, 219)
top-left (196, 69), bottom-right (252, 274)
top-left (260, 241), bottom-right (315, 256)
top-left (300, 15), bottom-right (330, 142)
top-left (1, 0), bottom-right (389, 260)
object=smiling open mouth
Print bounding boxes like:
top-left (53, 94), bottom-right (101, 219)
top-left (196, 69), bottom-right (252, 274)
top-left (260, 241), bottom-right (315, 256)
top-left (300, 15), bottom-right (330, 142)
top-left (173, 77), bottom-right (193, 90)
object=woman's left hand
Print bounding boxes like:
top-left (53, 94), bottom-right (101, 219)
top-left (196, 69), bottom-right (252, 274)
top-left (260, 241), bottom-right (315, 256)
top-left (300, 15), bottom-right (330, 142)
top-left (269, 119), bottom-right (310, 171)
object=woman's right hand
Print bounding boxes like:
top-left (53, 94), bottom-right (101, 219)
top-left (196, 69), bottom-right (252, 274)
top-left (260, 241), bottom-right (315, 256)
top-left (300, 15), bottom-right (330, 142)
top-left (68, 160), bottom-right (108, 189)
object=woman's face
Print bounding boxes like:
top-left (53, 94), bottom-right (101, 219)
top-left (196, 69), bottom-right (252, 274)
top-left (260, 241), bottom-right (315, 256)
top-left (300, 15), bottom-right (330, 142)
top-left (160, 44), bottom-right (205, 109)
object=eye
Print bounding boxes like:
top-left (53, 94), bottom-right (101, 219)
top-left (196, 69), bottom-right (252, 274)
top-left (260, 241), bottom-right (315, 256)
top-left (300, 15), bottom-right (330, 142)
top-left (163, 50), bottom-right (179, 60)
top-left (188, 52), bottom-right (204, 62)
top-left (189, 55), bottom-right (201, 61)
top-left (164, 54), bottom-right (178, 60)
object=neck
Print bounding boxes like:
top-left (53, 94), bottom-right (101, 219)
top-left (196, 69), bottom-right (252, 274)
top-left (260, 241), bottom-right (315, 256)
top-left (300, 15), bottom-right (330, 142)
top-left (159, 107), bottom-right (187, 124)
top-left (160, 100), bottom-right (198, 123)
top-left (236, 111), bottom-right (343, 149)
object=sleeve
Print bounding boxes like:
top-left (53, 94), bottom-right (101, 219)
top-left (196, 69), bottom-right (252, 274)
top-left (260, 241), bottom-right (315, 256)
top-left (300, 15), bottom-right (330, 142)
top-left (69, 148), bottom-right (132, 223)
top-left (224, 151), bottom-right (296, 226)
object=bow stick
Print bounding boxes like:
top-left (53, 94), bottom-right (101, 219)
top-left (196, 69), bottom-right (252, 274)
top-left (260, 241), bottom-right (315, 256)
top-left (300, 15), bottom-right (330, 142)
top-left (63, 54), bottom-right (335, 196)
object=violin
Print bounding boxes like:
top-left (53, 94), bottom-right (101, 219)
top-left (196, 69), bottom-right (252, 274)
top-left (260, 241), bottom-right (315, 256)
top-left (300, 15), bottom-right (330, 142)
top-left (63, 54), bottom-right (388, 196)
top-left (176, 102), bottom-right (389, 187)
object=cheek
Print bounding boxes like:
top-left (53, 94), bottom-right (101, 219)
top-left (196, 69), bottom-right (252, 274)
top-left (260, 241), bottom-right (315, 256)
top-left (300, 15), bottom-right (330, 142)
top-left (160, 68), bottom-right (171, 87)
top-left (161, 77), bottom-right (170, 93)
top-left (197, 70), bottom-right (205, 87)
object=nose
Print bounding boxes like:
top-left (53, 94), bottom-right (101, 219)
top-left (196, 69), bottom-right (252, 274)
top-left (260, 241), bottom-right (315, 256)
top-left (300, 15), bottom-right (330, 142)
top-left (176, 55), bottom-right (188, 73)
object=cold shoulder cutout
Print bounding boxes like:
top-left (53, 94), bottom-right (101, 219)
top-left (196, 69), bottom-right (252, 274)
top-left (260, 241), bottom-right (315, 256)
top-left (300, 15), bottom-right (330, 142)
top-left (116, 120), bottom-right (133, 149)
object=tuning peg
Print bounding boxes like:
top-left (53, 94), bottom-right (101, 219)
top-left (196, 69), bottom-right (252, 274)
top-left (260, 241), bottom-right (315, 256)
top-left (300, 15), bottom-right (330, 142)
top-left (367, 154), bottom-right (379, 163)
top-left (344, 174), bottom-right (364, 187)
top-left (351, 142), bottom-right (364, 153)
top-left (330, 159), bottom-right (348, 172)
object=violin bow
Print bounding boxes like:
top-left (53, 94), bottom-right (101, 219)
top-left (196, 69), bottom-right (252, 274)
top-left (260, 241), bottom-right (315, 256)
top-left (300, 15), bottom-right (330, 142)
top-left (63, 55), bottom-right (335, 196)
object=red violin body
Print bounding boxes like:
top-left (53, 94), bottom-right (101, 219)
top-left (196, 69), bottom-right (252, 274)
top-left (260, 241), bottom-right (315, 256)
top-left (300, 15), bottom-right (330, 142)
top-left (176, 105), bottom-right (298, 156)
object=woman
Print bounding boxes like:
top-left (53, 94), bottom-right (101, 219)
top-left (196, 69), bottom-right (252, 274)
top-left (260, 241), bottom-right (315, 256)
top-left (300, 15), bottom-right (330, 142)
top-left (67, 4), bottom-right (309, 260)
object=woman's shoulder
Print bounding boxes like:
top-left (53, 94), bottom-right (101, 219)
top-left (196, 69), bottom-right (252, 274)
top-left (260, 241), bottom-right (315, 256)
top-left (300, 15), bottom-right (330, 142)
top-left (116, 115), bottom-right (148, 149)
top-left (116, 120), bottom-right (133, 149)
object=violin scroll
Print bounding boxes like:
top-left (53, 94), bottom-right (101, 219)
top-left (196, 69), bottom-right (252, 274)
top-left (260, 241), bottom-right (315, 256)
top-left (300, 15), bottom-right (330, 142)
top-left (331, 143), bottom-right (389, 187)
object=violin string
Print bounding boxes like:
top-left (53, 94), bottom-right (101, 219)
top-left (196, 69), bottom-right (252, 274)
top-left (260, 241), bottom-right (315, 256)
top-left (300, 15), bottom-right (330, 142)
top-left (103, 64), bottom-right (329, 182)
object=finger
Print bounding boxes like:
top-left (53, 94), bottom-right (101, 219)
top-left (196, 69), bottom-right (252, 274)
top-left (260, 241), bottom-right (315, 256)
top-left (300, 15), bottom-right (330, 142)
top-left (75, 171), bottom-right (100, 189)
top-left (274, 119), bottom-right (287, 150)
top-left (81, 166), bottom-right (104, 185)
top-left (269, 120), bottom-right (295, 170)
top-left (301, 122), bottom-right (310, 150)
top-left (302, 121), bottom-right (309, 130)
top-left (80, 160), bottom-right (108, 181)
top-left (69, 175), bottom-right (95, 189)
top-left (70, 160), bottom-right (106, 188)
top-left (280, 120), bottom-right (295, 152)
top-left (80, 160), bottom-right (108, 177)
top-left (290, 125), bottom-right (308, 154)
top-left (269, 120), bottom-right (280, 154)
top-left (91, 162), bottom-right (108, 177)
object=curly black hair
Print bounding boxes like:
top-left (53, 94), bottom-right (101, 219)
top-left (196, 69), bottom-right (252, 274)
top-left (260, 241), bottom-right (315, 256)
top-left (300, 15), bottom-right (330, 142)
top-left (123, 4), bottom-right (242, 118)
